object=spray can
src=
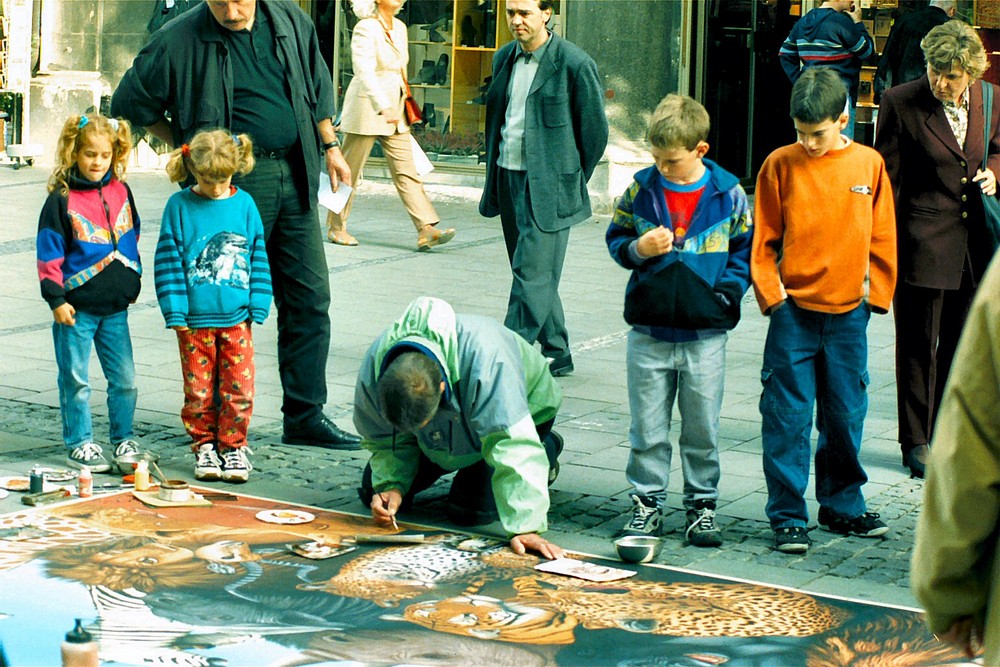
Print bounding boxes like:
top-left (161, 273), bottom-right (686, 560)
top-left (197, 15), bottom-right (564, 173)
top-left (78, 466), bottom-right (93, 499)
top-left (134, 460), bottom-right (150, 492)
top-left (61, 618), bottom-right (98, 667)
top-left (29, 466), bottom-right (44, 494)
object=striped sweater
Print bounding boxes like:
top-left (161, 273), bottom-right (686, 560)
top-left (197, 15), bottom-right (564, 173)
top-left (779, 7), bottom-right (874, 98)
top-left (153, 186), bottom-right (272, 329)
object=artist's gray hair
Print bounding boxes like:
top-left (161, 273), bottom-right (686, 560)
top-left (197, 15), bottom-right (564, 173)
top-left (351, 0), bottom-right (404, 19)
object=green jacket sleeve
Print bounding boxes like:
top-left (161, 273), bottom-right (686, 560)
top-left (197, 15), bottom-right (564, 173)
top-left (480, 415), bottom-right (551, 537)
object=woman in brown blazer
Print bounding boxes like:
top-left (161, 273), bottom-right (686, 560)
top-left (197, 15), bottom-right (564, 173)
top-left (875, 20), bottom-right (1000, 479)
top-left (326, 0), bottom-right (455, 251)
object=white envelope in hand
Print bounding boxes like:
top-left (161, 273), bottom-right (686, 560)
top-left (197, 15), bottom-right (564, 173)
top-left (318, 174), bottom-right (353, 215)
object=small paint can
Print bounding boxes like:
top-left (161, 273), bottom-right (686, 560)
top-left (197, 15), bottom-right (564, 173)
top-left (29, 467), bottom-right (44, 494)
top-left (157, 480), bottom-right (191, 502)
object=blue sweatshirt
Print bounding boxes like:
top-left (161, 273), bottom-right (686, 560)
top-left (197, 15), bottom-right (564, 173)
top-left (154, 186), bottom-right (272, 329)
top-left (606, 160), bottom-right (753, 341)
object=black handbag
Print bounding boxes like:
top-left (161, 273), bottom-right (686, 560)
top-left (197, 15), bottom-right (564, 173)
top-left (980, 81), bottom-right (1000, 252)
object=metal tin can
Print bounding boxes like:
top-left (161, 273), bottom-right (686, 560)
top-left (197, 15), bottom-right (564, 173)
top-left (29, 467), bottom-right (44, 494)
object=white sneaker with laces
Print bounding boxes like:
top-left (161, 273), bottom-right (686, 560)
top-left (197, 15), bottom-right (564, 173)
top-left (194, 444), bottom-right (223, 481)
top-left (113, 439), bottom-right (141, 458)
top-left (220, 447), bottom-right (253, 483)
top-left (67, 442), bottom-right (111, 473)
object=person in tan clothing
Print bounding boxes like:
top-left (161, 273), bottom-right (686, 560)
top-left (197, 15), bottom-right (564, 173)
top-left (911, 254), bottom-right (1000, 666)
top-left (751, 68), bottom-right (897, 555)
top-left (327, 0), bottom-right (455, 251)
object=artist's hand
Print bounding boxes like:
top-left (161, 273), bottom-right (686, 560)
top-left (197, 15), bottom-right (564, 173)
top-left (326, 146), bottom-right (352, 191)
top-left (936, 617), bottom-right (983, 659)
top-left (636, 227), bottom-right (674, 258)
top-left (52, 303), bottom-right (76, 326)
top-left (370, 489), bottom-right (403, 527)
top-left (974, 168), bottom-right (997, 196)
top-left (510, 533), bottom-right (565, 560)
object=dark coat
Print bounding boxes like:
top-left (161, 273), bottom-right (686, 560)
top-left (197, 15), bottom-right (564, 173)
top-left (111, 0), bottom-right (335, 206)
top-left (479, 32), bottom-right (609, 232)
top-left (875, 76), bottom-right (1000, 289)
top-left (873, 6), bottom-right (950, 103)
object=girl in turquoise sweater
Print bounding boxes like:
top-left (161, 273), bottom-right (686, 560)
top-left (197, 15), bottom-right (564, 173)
top-left (154, 130), bottom-right (272, 483)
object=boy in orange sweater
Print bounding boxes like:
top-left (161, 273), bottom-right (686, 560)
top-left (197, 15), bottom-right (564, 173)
top-left (752, 68), bottom-right (897, 554)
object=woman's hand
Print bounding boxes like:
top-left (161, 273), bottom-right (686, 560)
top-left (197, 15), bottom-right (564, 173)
top-left (974, 168), bottom-right (997, 196)
top-left (380, 109), bottom-right (401, 126)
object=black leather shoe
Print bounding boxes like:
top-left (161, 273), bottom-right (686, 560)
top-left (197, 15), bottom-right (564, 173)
top-left (549, 354), bottom-right (574, 378)
top-left (282, 415), bottom-right (362, 450)
top-left (903, 444), bottom-right (928, 479)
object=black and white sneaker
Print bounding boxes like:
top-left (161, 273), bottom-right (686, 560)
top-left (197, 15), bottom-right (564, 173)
top-left (194, 443), bottom-right (223, 481)
top-left (622, 494), bottom-right (662, 536)
top-left (685, 500), bottom-right (723, 547)
top-left (773, 526), bottom-right (811, 554)
top-left (818, 508), bottom-right (889, 538)
top-left (67, 442), bottom-right (111, 473)
top-left (220, 447), bottom-right (252, 484)
top-left (113, 439), bottom-right (141, 458)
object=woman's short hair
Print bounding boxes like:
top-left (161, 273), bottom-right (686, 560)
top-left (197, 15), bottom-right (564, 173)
top-left (921, 19), bottom-right (989, 80)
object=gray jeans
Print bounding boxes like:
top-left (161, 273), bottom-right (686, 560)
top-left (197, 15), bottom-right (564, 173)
top-left (625, 330), bottom-right (726, 508)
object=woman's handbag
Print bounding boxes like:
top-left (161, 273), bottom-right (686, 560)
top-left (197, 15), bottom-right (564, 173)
top-left (980, 81), bottom-right (1000, 252)
top-left (403, 78), bottom-right (423, 126)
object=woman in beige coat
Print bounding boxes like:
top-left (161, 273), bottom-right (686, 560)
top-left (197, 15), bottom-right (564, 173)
top-left (327, 0), bottom-right (455, 251)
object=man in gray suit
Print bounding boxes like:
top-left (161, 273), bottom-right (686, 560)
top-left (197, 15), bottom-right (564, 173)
top-left (479, 0), bottom-right (609, 377)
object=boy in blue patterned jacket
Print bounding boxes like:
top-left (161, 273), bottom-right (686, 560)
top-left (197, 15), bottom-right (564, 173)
top-left (606, 94), bottom-right (753, 547)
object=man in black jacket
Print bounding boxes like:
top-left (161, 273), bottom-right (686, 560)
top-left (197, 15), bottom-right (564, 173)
top-left (112, 0), bottom-right (360, 449)
top-left (873, 0), bottom-right (955, 103)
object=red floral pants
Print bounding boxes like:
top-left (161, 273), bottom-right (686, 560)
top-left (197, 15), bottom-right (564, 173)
top-left (176, 322), bottom-right (254, 450)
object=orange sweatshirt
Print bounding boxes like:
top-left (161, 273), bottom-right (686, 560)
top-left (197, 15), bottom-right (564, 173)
top-left (752, 140), bottom-right (897, 315)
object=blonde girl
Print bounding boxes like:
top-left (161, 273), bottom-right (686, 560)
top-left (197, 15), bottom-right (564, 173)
top-left (36, 113), bottom-right (144, 473)
top-left (154, 129), bottom-right (273, 483)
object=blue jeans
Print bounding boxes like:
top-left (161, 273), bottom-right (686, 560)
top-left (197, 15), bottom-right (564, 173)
top-left (625, 330), bottom-right (725, 508)
top-left (52, 310), bottom-right (137, 450)
top-left (759, 301), bottom-right (870, 528)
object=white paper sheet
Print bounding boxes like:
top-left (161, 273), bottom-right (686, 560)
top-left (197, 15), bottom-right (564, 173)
top-left (318, 174), bottom-right (352, 215)
top-left (411, 135), bottom-right (434, 177)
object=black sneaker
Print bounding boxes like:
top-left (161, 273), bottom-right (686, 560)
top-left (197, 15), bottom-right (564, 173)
top-left (773, 526), bottom-right (811, 554)
top-left (622, 494), bottom-right (662, 536)
top-left (818, 508), bottom-right (889, 538)
top-left (685, 501), bottom-right (723, 548)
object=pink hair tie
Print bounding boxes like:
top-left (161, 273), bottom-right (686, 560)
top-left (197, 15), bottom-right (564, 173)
top-left (181, 144), bottom-right (191, 158)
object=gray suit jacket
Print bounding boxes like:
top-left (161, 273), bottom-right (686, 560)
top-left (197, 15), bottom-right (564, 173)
top-left (479, 32), bottom-right (609, 232)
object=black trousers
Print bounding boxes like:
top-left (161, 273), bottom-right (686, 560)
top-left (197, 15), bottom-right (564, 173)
top-left (234, 156), bottom-right (331, 422)
top-left (893, 268), bottom-right (977, 454)
top-left (359, 419), bottom-right (561, 518)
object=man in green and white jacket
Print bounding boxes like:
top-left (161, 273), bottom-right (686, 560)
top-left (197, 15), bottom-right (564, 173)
top-left (354, 296), bottom-right (565, 558)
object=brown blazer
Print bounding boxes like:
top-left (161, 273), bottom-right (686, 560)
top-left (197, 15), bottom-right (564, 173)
top-left (875, 76), bottom-right (1000, 289)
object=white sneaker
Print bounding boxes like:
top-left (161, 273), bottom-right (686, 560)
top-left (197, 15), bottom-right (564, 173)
top-left (67, 442), bottom-right (111, 473)
top-left (194, 444), bottom-right (223, 481)
top-left (113, 439), bottom-right (141, 458)
top-left (220, 447), bottom-right (252, 484)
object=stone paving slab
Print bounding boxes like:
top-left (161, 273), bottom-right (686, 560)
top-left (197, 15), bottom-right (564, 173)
top-left (0, 166), bottom-right (924, 609)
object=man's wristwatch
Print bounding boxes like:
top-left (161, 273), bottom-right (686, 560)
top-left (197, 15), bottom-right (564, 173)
top-left (322, 139), bottom-right (340, 151)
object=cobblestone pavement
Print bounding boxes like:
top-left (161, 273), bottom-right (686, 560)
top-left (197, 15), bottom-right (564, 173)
top-left (0, 166), bottom-right (926, 610)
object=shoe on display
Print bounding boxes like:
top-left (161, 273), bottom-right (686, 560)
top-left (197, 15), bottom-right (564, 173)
top-left (422, 102), bottom-right (436, 129)
top-left (460, 15), bottom-right (478, 47)
top-left (434, 53), bottom-right (450, 86)
top-left (417, 59), bottom-right (437, 85)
